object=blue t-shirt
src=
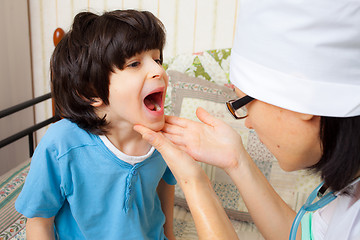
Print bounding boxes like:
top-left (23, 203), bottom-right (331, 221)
top-left (15, 119), bottom-right (176, 240)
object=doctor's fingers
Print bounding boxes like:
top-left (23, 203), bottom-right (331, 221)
top-left (133, 125), bottom-right (171, 153)
top-left (134, 125), bottom-right (199, 176)
top-left (162, 131), bottom-right (187, 148)
top-left (165, 115), bottom-right (197, 128)
top-left (162, 122), bottom-right (205, 149)
top-left (165, 108), bottom-right (222, 130)
top-left (165, 115), bottom-right (208, 135)
top-left (134, 125), bottom-right (188, 157)
top-left (162, 121), bottom-right (186, 136)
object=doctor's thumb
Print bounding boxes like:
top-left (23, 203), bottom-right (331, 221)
top-left (133, 125), bottom-right (167, 152)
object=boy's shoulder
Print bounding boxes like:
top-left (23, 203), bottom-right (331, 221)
top-left (47, 118), bottom-right (85, 135)
top-left (40, 118), bottom-right (97, 149)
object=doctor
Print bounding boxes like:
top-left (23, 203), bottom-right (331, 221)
top-left (135, 0), bottom-right (360, 239)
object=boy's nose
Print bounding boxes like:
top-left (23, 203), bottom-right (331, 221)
top-left (149, 71), bottom-right (162, 79)
top-left (148, 62), bottom-right (164, 79)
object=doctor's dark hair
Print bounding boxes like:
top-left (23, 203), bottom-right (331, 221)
top-left (50, 10), bottom-right (166, 134)
top-left (310, 115), bottom-right (360, 193)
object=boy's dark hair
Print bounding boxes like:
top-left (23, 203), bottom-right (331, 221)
top-left (50, 10), bottom-right (166, 135)
top-left (310, 115), bottom-right (360, 193)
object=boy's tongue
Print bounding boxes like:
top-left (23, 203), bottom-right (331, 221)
top-left (144, 97), bottom-right (160, 111)
top-left (144, 98), bottom-right (155, 111)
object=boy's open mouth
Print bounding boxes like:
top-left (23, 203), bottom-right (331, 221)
top-left (144, 91), bottom-right (163, 111)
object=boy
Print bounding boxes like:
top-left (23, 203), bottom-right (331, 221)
top-left (15, 10), bottom-right (176, 240)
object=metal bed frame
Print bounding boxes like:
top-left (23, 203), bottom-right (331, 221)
top-left (0, 93), bottom-right (60, 157)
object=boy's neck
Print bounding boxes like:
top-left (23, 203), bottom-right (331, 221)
top-left (104, 127), bottom-right (151, 156)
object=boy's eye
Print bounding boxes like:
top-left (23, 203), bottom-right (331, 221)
top-left (155, 59), bottom-right (162, 65)
top-left (127, 61), bottom-right (140, 68)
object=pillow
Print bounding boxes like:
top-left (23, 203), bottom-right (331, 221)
top-left (164, 49), bottom-right (322, 223)
top-left (167, 70), bottom-right (253, 222)
top-left (164, 48), bottom-right (232, 116)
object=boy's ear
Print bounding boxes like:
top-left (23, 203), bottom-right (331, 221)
top-left (90, 97), bottom-right (104, 107)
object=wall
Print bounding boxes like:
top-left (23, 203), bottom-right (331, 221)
top-left (30, 0), bottom-right (240, 139)
top-left (0, 0), bottom-right (34, 175)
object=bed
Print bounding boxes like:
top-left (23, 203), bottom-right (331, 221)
top-left (0, 48), bottom-right (321, 240)
top-left (0, 93), bottom-right (59, 239)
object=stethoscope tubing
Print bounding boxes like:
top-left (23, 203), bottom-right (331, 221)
top-left (289, 181), bottom-right (336, 240)
top-left (289, 177), bottom-right (360, 240)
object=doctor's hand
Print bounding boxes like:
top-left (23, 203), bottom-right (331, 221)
top-left (134, 118), bottom-right (240, 240)
top-left (162, 107), bottom-right (247, 173)
top-left (133, 124), bottom-right (206, 185)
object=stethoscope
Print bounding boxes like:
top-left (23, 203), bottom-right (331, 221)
top-left (289, 177), bottom-right (360, 240)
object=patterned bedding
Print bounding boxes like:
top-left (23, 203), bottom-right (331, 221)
top-left (0, 160), bottom-right (263, 240)
top-left (0, 160), bottom-right (29, 240)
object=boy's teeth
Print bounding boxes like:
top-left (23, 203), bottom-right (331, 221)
top-left (155, 103), bottom-right (160, 111)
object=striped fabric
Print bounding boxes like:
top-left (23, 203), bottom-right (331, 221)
top-left (0, 160), bottom-right (29, 240)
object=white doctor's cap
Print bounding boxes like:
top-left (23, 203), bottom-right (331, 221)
top-left (230, 0), bottom-right (360, 117)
